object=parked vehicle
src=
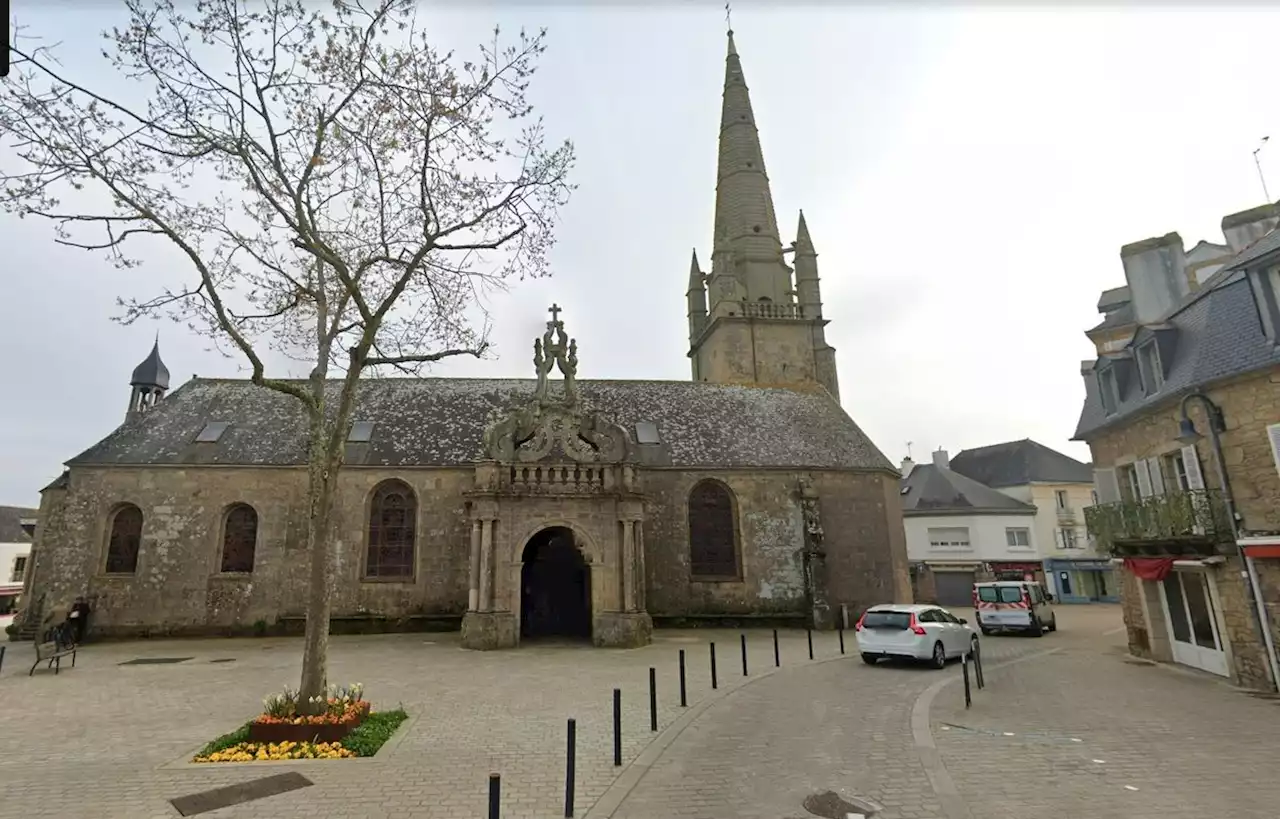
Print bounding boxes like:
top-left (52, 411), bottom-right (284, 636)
top-left (854, 603), bottom-right (979, 669)
top-left (973, 580), bottom-right (1056, 636)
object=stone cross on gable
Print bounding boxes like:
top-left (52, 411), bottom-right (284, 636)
top-left (533, 304), bottom-right (579, 405)
top-left (548, 303), bottom-right (563, 326)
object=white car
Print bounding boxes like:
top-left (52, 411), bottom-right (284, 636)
top-left (854, 603), bottom-right (979, 669)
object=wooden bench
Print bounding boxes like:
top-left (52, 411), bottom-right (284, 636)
top-left (30, 624), bottom-right (77, 676)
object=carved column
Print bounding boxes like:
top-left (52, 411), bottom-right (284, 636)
top-left (635, 521), bottom-right (647, 610)
top-left (622, 519), bottom-right (636, 612)
top-left (478, 518), bottom-right (495, 613)
top-left (468, 520), bottom-right (482, 612)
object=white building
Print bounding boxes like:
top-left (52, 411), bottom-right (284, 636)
top-left (901, 450), bottom-right (1043, 606)
top-left (0, 506), bottom-right (38, 615)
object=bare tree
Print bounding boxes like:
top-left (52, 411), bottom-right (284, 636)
top-left (0, 0), bottom-right (574, 710)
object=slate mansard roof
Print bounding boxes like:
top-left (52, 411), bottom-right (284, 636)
top-left (949, 439), bottom-right (1093, 488)
top-left (67, 378), bottom-right (896, 472)
top-left (1073, 269), bottom-right (1280, 439)
top-left (900, 464), bottom-right (1037, 516)
top-left (0, 506), bottom-right (39, 543)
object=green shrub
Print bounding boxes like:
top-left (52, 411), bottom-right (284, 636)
top-left (341, 708), bottom-right (408, 757)
top-left (196, 722), bottom-right (251, 757)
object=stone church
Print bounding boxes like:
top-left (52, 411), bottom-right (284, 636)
top-left (19, 32), bottom-right (910, 648)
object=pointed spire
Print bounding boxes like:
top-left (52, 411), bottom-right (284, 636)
top-left (687, 249), bottom-right (703, 291)
top-left (712, 29), bottom-right (781, 255)
top-left (795, 210), bottom-right (815, 255)
top-left (130, 336), bottom-right (170, 389)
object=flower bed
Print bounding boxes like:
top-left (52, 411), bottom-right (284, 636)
top-left (192, 682), bottom-right (408, 763)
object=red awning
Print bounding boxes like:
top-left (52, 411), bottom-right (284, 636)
top-left (1122, 557), bottom-right (1176, 581)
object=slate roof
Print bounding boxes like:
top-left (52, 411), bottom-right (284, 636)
top-left (66, 378), bottom-right (895, 471)
top-left (0, 506), bottom-right (38, 542)
top-left (130, 340), bottom-right (170, 389)
top-left (949, 439), bottom-right (1093, 487)
top-left (900, 464), bottom-right (1037, 516)
top-left (1074, 265), bottom-right (1280, 439)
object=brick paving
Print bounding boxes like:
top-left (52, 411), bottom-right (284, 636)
top-left (0, 627), bottom-right (848, 819)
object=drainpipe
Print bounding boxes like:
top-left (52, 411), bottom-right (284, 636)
top-left (1183, 392), bottom-right (1280, 691)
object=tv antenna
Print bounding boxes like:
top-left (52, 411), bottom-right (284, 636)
top-left (1254, 136), bottom-right (1271, 202)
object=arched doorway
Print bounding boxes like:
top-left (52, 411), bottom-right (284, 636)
top-left (521, 526), bottom-right (591, 641)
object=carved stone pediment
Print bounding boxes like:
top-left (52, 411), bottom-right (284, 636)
top-left (482, 305), bottom-right (633, 466)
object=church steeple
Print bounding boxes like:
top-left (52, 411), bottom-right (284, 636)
top-left (685, 28), bottom-right (841, 402)
top-left (126, 335), bottom-right (170, 420)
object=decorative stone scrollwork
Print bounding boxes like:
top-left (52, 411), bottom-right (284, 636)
top-left (798, 475), bottom-right (825, 554)
top-left (483, 305), bottom-right (632, 466)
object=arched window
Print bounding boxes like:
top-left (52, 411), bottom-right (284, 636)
top-left (221, 504), bottom-right (258, 573)
top-left (105, 504), bottom-right (144, 574)
top-left (367, 480), bottom-right (416, 579)
top-left (688, 480), bottom-right (739, 579)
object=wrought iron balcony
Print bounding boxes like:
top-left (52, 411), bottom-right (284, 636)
top-left (1084, 490), bottom-right (1234, 557)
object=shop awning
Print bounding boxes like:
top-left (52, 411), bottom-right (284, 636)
top-left (1239, 536), bottom-right (1280, 558)
top-left (0, 583), bottom-right (23, 596)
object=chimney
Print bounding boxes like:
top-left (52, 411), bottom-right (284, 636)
top-left (1120, 232), bottom-right (1188, 324)
top-left (932, 448), bottom-right (950, 470)
top-left (1222, 202), bottom-right (1280, 253)
top-left (900, 456), bottom-right (915, 477)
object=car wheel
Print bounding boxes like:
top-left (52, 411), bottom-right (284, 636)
top-left (861, 653), bottom-right (879, 666)
top-left (1049, 616), bottom-right (1058, 633)
top-left (930, 641), bottom-right (947, 669)
top-left (1031, 618), bottom-right (1045, 638)
top-left (980, 627), bottom-right (993, 636)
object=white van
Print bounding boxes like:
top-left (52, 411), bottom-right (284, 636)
top-left (973, 580), bottom-right (1056, 636)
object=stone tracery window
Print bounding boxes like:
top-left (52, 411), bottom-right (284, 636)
top-left (688, 480), bottom-right (740, 579)
top-left (105, 504), bottom-right (144, 574)
top-left (366, 480), bottom-right (416, 579)
top-left (220, 503), bottom-right (258, 573)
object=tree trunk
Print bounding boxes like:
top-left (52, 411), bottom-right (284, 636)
top-left (298, 415), bottom-right (341, 713)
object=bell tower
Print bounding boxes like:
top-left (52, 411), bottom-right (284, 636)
top-left (126, 336), bottom-right (170, 420)
top-left (686, 30), bottom-right (840, 401)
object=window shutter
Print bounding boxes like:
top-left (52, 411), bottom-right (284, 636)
top-left (1181, 445), bottom-right (1206, 490)
top-left (1146, 457), bottom-right (1166, 496)
top-left (1135, 460), bottom-right (1153, 498)
top-left (1094, 468), bottom-right (1121, 503)
top-left (1268, 424), bottom-right (1280, 478)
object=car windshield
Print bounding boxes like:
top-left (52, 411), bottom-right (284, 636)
top-left (862, 610), bottom-right (912, 629)
top-left (1000, 587), bottom-right (1024, 603)
top-left (977, 587), bottom-right (1000, 602)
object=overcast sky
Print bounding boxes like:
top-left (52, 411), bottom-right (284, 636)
top-left (3, 4), bottom-right (1279, 507)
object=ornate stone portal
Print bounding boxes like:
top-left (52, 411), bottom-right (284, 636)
top-left (461, 306), bottom-right (653, 650)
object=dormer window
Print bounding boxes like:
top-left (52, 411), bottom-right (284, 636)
top-left (1136, 341), bottom-right (1164, 394)
top-left (1097, 368), bottom-right (1120, 415)
top-left (195, 421), bottom-right (231, 443)
top-left (1247, 263), bottom-right (1280, 343)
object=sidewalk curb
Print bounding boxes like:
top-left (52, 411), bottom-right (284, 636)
top-left (911, 647), bottom-right (1062, 819)
top-left (582, 651), bottom-right (856, 819)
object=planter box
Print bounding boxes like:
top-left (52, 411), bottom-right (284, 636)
top-left (248, 703), bottom-right (370, 744)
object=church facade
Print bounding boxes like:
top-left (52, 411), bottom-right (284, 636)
top-left (18, 32), bottom-right (911, 648)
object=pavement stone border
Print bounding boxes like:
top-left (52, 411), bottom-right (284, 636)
top-left (582, 650), bottom-right (859, 819)
top-left (910, 647), bottom-right (1062, 819)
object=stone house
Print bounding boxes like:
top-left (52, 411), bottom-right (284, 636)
top-left (1074, 201), bottom-right (1280, 690)
top-left (948, 439), bottom-right (1113, 603)
top-left (900, 449), bottom-right (1042, 606)
top-left (16, 31), bottom-right (911, 648)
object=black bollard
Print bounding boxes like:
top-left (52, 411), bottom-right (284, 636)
top-left (612, 688), bottom-right (622, 766)
top-left (838, 625), bottom-right (845, 655)
top-left (678, 649), bottom-right (688, 707)
top-left (489, 773), bottom-right (501, 819)
top-left (962, 653), bottom-right (972, 709)
top-left (0, 644), bottom-right (5, 674)
top-left (710, 641), bottom-right (718, 690)
top-left (974, 642), bottom-right (985, 690)
top-left (649, 667), bottom-right (658, 732)
top-left (564, 719), bottom-right (576, 817)
top-left (772, 629), bottom-right (780, 667)
top-left (740, 633), bottom-right (748, 676)
top-left (807, 628), bottom-right (814, 660)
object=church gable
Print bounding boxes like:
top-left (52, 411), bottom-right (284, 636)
top-left (66, 377), bottom-right (893, 471)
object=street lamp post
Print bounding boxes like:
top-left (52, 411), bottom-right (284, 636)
top-left (1177, 391), bottom-right (1280, 690)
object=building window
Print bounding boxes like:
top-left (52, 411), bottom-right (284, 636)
top-left (1163, 451), bottom-right (1190, 492)
top-left (927, 527), bottom-right (971, 550)
top-left (1055, 490), bottom-right (1069, 510)
top-left (1005, 527), bottom-right (1031, 549)
top-left (1117, 463), bottom-right (1141, 502)
top-left (10, 555), bottom-right (27, 583)
top-left (1137, 342), bottom-right (1164, 394)
top-left (220, 504), bottom-right (258, 573)
top-left (1098, 368), bottom-right (1120, 415)
top-left (688, 480), bottom-right (740, 578)
top-left (367, 480), bottom-right (417, 579)
top-left (105, 504), bottom-right (144, 574)
top-left (1058, 527), bottom-right (1083, 550)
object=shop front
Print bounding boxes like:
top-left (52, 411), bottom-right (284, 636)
top-left (1045, 557), bottom-right (1119, 603)
top-left (987, 561), bottom-right (1044, 584)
